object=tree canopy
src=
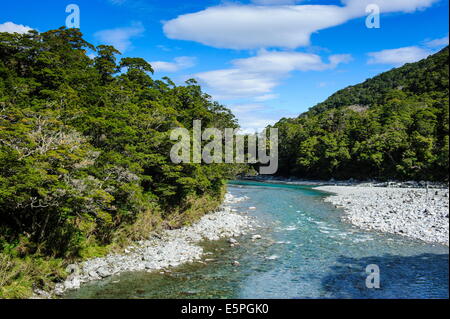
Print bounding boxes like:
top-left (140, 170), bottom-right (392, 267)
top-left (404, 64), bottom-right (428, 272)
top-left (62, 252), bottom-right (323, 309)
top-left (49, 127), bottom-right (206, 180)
top-left (0, 27), bottom-right (239, 263)
top-left (273, 46), bottom-right (449, 181)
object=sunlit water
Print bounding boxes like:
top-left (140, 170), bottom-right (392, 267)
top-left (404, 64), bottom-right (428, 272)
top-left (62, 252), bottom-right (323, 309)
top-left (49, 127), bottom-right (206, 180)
top-left (65, 181), bottom-right (449, 299)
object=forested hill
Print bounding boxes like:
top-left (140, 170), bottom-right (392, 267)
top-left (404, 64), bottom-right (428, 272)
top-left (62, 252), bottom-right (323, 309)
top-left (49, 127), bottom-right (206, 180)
top-left (307, 46), bottom-right (449, 115)
top-left (274, 46), bottom-right (449, 181)
top-left (0, 28), bottom-right (242, 297)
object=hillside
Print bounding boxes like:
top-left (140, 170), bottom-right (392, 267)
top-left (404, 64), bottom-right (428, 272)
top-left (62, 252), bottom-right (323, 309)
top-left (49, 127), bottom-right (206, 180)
top-left (273, 46), bottom-right (449, 181)
top-left (0, 28), bottom-right (242, 297)
top-left (307, 46), bottom-right (449, 115)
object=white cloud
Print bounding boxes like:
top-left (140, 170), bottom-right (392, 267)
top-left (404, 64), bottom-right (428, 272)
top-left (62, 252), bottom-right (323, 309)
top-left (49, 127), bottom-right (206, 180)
top-left (156, 44), bottom-right (172, 51)
top-left (164, 5), bottom-right (349, 50)
top-left (251, 0), bottom-right (303, 5)
top-left (229, 103), bottom-right (295, 133)
top-left (108, 0), bottom-right (127, 4)
top-left (94, 22), bottom-right (144, 52)
top-left (195, 50), bottom-right (351, 100)
top-left (342, 0), bottom-right (438, 15)
top-left (425, 35), bottom-right (449, 48)
top-left (367, 46), bottom-right (432, 66)
top-left (231, 103), bottom-right (267, 113)
top-left (160, 0), bottom-right (438, 130)
top-left (150, 56), bottom-right (196, 72)
top-left (232, 51), bottom-right (351, 73)
top-left (329, 53), bottom-right (353, 66)
top-left (231, 104), bottom-right (277, 132)
top-left (163, 1), bottom-right (437, 50)
top-left (196, 68), bottom-right (278, 99)
top-left (195, 50), bottom-right (351, 131)
top-left (254, 94), bottom-right (279, 102)
top-left (0, 22), bottom-right (33, 34)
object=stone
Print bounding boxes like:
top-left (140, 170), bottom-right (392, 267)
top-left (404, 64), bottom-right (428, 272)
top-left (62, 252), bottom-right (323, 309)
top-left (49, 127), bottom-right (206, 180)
top-left (266, 255), bottom-right (279, 260)
top-left (316, 185), bottom-right (449, 245)
top-left (48, 191), bottom-right (254, 296)
top-left (96, 267), bottom-right (111, 278)
top-left (144, 262), bottom-right (155, 269)
top-left (63, 277), bottom-right (80, 290)
top-left (54, 283), bottom-right (65, 296)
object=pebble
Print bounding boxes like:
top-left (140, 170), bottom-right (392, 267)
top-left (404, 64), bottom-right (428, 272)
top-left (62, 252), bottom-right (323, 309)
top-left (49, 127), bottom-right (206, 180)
top-left (317, 186), bottom-right (449, 245)
top-left (47, 192), bottom-right (255, 297)
top-left (266, 255), bottom-right (279, 260)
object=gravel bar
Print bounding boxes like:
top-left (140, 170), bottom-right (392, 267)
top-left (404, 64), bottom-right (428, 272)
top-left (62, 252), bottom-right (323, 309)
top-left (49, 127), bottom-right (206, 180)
top-left (317, 186), bottom-right (449, 246)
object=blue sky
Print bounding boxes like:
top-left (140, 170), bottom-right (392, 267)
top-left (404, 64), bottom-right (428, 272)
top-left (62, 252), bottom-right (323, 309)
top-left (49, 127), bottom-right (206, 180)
top-left (1, 0), bottom-right (449, 131)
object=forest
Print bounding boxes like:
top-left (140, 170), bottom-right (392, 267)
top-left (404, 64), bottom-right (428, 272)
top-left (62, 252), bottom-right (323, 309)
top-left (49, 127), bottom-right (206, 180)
top-left (0, 27), bottom-right (448, 298)
top-left (273, 46), bottom-right (449, 181)
top-left (0, 27), bottom-right (242, 297)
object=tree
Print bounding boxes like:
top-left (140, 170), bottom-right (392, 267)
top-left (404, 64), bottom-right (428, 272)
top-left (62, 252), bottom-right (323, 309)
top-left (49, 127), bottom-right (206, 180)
top-left (94, 45), bottom-right (120, 84)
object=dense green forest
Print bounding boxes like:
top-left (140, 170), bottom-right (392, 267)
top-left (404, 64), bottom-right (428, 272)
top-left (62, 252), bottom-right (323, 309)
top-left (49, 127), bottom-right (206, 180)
top-left (273, 46), bottom-right (449, 181)
top-left (0, 28), bottom-right (242, 297)
top-left (0, 26), bottom-right (448, 298)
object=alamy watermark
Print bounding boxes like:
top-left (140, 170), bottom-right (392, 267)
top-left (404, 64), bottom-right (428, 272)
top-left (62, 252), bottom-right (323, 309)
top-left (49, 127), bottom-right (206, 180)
top-left (66, 4), bottom-right (80, 29)
top-left (366, 4), bottom-right (380, 29)
top-left (365, 264), bottom-right (380, 288)
top-left (170, 120), bottom-right (278, 175)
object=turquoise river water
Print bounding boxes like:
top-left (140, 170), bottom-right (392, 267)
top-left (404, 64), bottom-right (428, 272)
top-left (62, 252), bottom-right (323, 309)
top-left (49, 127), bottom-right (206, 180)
top-left (65, 181), bottom-right (449, 299)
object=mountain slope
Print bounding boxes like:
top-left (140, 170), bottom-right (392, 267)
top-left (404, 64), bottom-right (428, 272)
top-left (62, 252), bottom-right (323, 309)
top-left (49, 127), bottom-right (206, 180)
top-left (307, 46), bottom-right (449, 116)
top-left (273, 46), bottom-right (449, 181)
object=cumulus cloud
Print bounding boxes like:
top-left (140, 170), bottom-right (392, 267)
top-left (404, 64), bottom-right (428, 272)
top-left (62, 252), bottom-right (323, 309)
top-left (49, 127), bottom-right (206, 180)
top-left (196, 68), bottom-right (278, 100)
top-left (150, 56), bottom-right (197, 72)
top-left (251, 0), bottom-right (303, 4)
top-left (195, 50), bottom-right (351, 100)
top-left (0, 22), bottom-right (33, 34)
top-left (164, 5), bottom-right (349, 50)
top-left (94, 22), bottom-right (144, 52)
top-left (230, 104), bottom-right (277, 133)
top-left (230, 103), bottom-right (295, 133)
top-left (160, 0), bottom-right (438, 130)
top-left (424, 35), bottom-right (449, 48)
top-left (367, 46), bottom-right (433, 66)
top-left (163, 0), bottom-right (438, 50)
top-left (232, 51), bottom-right (352, 73)
top-left (253, 94), bottom-right (279, 102)
top-left (342, 0), bottom-right (438, 15)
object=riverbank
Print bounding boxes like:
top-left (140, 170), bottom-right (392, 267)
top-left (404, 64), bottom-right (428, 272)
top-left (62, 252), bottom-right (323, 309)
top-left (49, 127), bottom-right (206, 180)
top-left (32, 193), bottom-right (255, 298)
top-left (316, 186), bottom-right (449, 246)
top-left (242, 175), bottom-right (448, 188)
top-left (63, 182), bottom-right (450, 299)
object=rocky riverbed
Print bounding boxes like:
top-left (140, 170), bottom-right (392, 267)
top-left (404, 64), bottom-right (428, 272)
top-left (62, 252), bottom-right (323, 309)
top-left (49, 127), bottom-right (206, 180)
top-left (317, 186), bottom-right (449, 246)
top-left (42, 193), bottom-right (255, 297)
top-left (244, 175), bottom-right (448, 189)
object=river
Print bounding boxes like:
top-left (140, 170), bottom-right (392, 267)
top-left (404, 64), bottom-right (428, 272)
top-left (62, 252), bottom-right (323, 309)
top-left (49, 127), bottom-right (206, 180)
top-left (64, 181), bottom-right (449, 299)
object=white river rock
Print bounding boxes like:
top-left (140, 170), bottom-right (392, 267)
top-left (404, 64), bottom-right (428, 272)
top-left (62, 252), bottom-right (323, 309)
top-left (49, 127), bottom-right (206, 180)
top-left (50, 192), bottom-right (254, 296)
top-left (317, 186), bottom-right (449, 246)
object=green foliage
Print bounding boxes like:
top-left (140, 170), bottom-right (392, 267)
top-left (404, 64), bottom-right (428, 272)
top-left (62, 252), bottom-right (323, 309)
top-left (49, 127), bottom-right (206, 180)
top-left (0, 252), bottom-right (66, 298)
top-left (274, 47), bottom-right (449, 181)
top-left (0, 27), bottom-right (241, 296)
